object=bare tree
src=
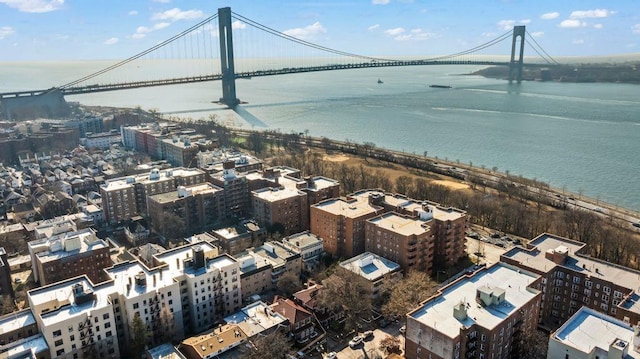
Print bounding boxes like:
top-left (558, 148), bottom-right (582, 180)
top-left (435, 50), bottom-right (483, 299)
top-left (382, 271), bottom-right (437, 320)
top-left (248, 330), bottom-right (293, 359)
top-left (318, 269), bottom-right (372, 332)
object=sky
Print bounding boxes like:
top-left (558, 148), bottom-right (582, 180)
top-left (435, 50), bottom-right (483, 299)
top-left (0, 0), bottom-right (639, 62)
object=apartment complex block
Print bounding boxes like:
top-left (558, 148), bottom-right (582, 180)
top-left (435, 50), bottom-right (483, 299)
top-left (406, 263), bottom-right (542, 359)
top-left (147, 183), bottom-right (225, 238)
top-left (210, 220), bottom-right (266, 255)
top-left (12, 238), bottom-right (242, 359)
top-left (352, 190), bottom-right (468, 268)
top-left (209, 161), bottom-right (249, 218)
top-left (27, 228), bottom-right (111, 285)
top-left (310, 195), bottom-right (383, 258)
top-left (252, 186), bottom-right (309, 236)
top-left (365, 212), bottom-right (434, 273)
top-left (282, 231), bottom-right (324, 272)
top-left (501, 233), bottom-right (640, 330)
top-left (547, 307), bottom-right (640, 359)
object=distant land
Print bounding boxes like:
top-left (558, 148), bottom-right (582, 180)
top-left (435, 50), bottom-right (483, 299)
top-left (474, 63), bottom-right (640, 84)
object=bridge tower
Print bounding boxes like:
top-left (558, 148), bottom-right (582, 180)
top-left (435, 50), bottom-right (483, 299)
top-left (509, 26), bottom-right (526, 83)
top-left (218, 7), bottom-right (239, 107)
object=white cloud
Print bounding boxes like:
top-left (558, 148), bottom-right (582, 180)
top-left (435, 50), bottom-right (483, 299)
top-left (283, 22), bottom-right (326, 40)
top-left (481, 32), bottom-right (497, 38)
top-left (128, 10), bottom-right (138, 16)
top-left (559, 19), bottom-right (586, 28)
top-left (497, 20), bottom-right (515, 30)
top-left (104, 37), bottom-right (118, 45)
top-left (154, 22), bottom-right (170, 30)
top-left (368, 24), bottom-right (380, 31)
top-left (633, 24), bottom-right (640, 34)
top-left (136, 26), bottom-right (152, 34)
top-left (540, 12), bottom-right (559, 20)
top-left (572, 39), bottom-right (585, 44)
top-left (0, 0), bottom-right (63, 13)
top-left (384, 27), bottom-right (405, 36)
top-left (0, 26), bottom-right (15, 40)
top-left (531, 31), bottom-right (544, 37)
top-left (152, 8), bottom-right (204, 22)
top-left (152, 0), bottom-right (170, 3)
top-left (232, 20), bottom-right (246, 30)
top-left (570, 9), bottom-right (615, 19)
top-left (132, 33), bottom-right (146, 39)
top-left (593, 23), bottom-right (603, 29)
top-left (520, 19), bottom-right (531, 25)
top-left (372, 0), bottom-right (390, 4)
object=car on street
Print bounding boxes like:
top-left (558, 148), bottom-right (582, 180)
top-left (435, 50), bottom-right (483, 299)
top-left (362, 330), bottom-right (374, 340)
top-left (349, 335), bottom-right (364, 348)
top-left (323, 352), bottom-right (337, 359)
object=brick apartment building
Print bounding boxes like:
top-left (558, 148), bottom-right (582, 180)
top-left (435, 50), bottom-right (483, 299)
top-left (365, 211), bottom-right (434, 273)
top-left (147, 183), bottom-right (225, 238)
top-left (501, 233), bottom-right (640, 330)
top-left (27, 228), bottom-right (111, 285)
top-left (310, 194), bottom-right (384, 258)
top-left (405, 263), bottom-right (541, 359)
top-left (252, 186), bottom-right (309, 236)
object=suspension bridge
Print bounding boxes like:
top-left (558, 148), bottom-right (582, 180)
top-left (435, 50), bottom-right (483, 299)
top-left (1, 7), bottom-right (559, 114)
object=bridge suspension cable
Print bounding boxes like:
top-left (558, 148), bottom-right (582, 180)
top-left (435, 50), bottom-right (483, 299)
top-left (419, 30), bottom-right (513, 62)
top-left (61, 13), bottom-right (219, 89)
top-left (230, 12), bottom-right (399, 63)
top-left (525, 30), bottom-right (559, 65)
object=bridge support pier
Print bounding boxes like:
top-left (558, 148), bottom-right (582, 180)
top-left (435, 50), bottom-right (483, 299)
top-left (509, 26), bottom-right (526, 83)
top-left (218, 7), bottom-right (239, 107)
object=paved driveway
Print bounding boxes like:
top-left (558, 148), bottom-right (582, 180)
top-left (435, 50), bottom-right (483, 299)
top-left (327, 322), bottom-right (405, 359)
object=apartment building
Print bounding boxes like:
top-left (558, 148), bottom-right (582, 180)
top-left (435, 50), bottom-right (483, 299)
top-left (209, 161), bottom-right (249, 218)
top-left (101, 167), bottom-right (207, 219)
top-left (197, 149), bottom-right (263, 173)
top-left (501, 233), bottom-right (640, 330)
top-left (147, 183), bottom-right (225, 238)
top-left (405, 263), bottom-right (542, 359)
top-left (339, 252), bottom-right (402, 300)
top-left (100, 178), bottom-right (135, 224)
top-left (210, 220), bottom-right (266, 255)
top-left (365, 212), bottom-right (434, 273)
top-left (282, 231), bottom-right (324, 272)
top-left (547, 307), bottom-right (640, 359)
top-left (179, 323), bottom-right (248, 359)
top-left (236, 241), bottom-right (301, 302)
top-left (352, 190), bottom-right (468, 268)
top-left (310, 195), bottom-right (384, 258)
top-left (252, 186), bottom-right (309, 236)
top-left (0, 309), bottom-right (38, 346)
top-left (28, 228), bottom-right (111, 285)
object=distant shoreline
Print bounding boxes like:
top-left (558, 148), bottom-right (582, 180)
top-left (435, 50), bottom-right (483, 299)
top-left (474, 63), bottom-right (640, 84)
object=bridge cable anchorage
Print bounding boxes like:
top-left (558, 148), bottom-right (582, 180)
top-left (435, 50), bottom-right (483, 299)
top-left (525, 30), bottom-right (559, 65)
top-left (230, 12), bottom-right (400, 63)
top-left (61, 13), bottom-right (219, 89)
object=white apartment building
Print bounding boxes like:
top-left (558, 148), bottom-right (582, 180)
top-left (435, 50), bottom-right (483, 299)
top-left (13, 238), bottom-right (243, 358)
top-left (282, 231), bottom-right (324, 272)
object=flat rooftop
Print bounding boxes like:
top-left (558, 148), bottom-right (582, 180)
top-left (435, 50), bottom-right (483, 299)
top-left (146, 343), bottom-right (186, 359)
top-left (313, 197), bottom-right (382, 218)
top-left (252, 186), bottom-right (302, 202)
top-left (181, 324), bottom-right (246, 358)
top-left (368, 212), bottom-right (430, 236)
top-left (29, 229), bottom-right (108, 263)
top-left (352, 190), bottom-right (466, 222)
top-left (148, 183), bottom-right (222, 204)
top-left (283, 231), bottom-right (322, 249)
top-left (409, 263), bottom-right (540, 338)
top-left (551, 307), bottom-right (640, 358)
top-left (340, 252), bottom-right (401, 282)
top-left (502, 233), bottom-right (640, 292)
top-left (224, 301), bottom-right (288, 337)
top-left (0, 334), bottom-right (48, 358)
top-left (0, 310), bottom-right (35, 334)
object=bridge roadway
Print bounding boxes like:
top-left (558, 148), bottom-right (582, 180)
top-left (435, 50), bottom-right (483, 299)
top-left (0, 60), bottom-right (551, 99)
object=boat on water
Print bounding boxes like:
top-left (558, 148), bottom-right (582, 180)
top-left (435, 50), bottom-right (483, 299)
top-left (377, 78), bottom-right (384, 84)
top-left (430, 84), bottom-right (452, 89)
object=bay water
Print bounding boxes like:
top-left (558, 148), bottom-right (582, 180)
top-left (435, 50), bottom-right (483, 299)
top-left (1, 61), bottom-right (639, 211)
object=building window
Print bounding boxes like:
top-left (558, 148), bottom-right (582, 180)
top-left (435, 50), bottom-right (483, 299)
top-left (53, 330), bottom-right (62, 337)
top-left (54, 339), bottom-right (63, 346)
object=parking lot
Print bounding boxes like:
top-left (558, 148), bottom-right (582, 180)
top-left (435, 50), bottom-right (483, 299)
top-left (321, 320), bottom-right (405, 359)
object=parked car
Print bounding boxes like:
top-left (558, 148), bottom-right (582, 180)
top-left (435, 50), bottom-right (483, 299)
top-left (362, 330), bottom-right (374, 340)
top-left (349, 335), bottom-right (364, 348)
top-left (323, 352), bottom-right (337, 359)
top-left (378, 319), bottom-right (390, 328)
top-left (399, 325), bottom-right (406, 334)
